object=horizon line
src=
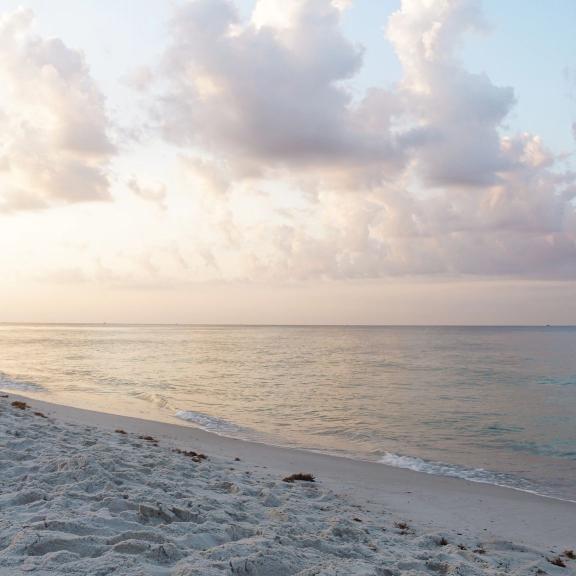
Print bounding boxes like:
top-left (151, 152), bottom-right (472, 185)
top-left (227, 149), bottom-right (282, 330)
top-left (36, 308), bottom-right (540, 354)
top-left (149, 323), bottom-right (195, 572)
top-left (0, 322), bottom-right (573, 328)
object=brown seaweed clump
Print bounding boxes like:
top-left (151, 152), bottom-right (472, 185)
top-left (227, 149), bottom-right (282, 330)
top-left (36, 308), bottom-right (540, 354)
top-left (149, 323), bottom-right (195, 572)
top-left (394, 521), bottom-right (409, 530)
top-left (138, 435), bottom-right (158, 442)
top-left (393, 521), bottom-right (412, 535)
top-left (282, 473), bottom-right (315, 483)
top-left (173, 448), bottom-right (207, 463)
top-left (11, 401), bottom-right (29, 410)
top-left (137, 435), bottom-right (160, 446)
top-left (548, 557), bottom-right (567, 568)
top-left (33, 411), bottom-right (47, 418)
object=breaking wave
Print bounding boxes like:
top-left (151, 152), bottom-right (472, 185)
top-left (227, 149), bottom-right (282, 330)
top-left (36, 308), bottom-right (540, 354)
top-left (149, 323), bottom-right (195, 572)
top-left (175, 410), bottom-right (244, 436)
top-left (379, 452), bottom-right (549, 496)
top-left (0, 371), bottom-right (45, 392)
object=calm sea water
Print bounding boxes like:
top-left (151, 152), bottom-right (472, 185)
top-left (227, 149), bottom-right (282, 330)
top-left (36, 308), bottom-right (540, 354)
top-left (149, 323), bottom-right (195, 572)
top-left (1, 324), bottom-right (575, 500)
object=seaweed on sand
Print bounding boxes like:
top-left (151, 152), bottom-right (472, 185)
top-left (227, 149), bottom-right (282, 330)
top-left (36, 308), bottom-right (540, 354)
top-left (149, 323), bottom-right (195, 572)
top-left (173, 448), bottom-right (207, 463)
top-left (11, 401), bottom-right (29, 410)
top-left (283, 473), bottom-right (315, 483)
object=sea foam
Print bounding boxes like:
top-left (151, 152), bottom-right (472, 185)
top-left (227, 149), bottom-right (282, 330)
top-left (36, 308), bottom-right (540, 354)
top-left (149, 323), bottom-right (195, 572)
top-left (0, 371), bottom-right (44, 392)
top-left (379, 452), bottom-right (540, 494)
top-left (175, 410), bottom-right (243, 435)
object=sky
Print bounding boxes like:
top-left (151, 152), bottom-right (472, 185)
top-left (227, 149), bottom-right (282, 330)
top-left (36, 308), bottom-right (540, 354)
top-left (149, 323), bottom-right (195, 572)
top-left (0, 0), bottom-right (575, 325)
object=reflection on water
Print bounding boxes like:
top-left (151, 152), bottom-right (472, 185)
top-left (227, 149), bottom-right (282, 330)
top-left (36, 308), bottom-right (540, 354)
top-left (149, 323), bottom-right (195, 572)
top-left (1, 324), bottom-right (576, 500)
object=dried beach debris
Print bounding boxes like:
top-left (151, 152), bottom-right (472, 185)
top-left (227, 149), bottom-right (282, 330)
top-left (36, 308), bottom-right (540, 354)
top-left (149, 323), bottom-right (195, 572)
top-left (172, 448), bottom-right (207, 463)
top-left (138, 435), bottom-right (158, 442)
top-left (282, 473), bottom-right (315, 483)
top-left (11, 401), bottom-right (29, 410)
top-left (394, 521), bottom-right (410, 531)
top-left (138, 435), bottom-right (159, 446)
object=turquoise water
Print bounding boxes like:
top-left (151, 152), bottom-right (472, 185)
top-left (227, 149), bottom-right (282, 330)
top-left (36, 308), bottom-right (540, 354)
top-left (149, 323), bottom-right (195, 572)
top-left (1, 324), bottom-right (575, 500)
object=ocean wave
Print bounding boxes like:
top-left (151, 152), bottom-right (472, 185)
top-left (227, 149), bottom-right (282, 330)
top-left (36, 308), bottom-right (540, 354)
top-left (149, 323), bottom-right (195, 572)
top-left (0, 371), bottom-right (45, 392)
top-left (175, 410), bottom-right (244, 435)
top-left (379, 452), bottom-right (539, 493)
top-left (132, 391), bottom-right (170, 408)
top-left (539, 375), bottom-right (576, 387)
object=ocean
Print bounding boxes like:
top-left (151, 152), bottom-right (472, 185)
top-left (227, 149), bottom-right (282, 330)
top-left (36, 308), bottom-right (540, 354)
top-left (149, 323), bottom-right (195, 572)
top-left (1, 324), bottom-right (575, 501)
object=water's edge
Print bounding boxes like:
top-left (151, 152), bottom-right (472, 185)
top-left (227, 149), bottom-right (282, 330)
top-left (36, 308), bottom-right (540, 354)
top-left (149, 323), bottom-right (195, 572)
top-left (2, 373), bottom-right (574, 504)
top-left (173, 408), bottom-right (576, 503)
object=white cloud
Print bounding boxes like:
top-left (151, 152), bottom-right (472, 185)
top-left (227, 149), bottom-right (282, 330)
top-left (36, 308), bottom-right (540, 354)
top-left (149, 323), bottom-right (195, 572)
top-left (144, 0), bottom-right (576, 282)
top-left (2, 0), bottom-right (574, 291)
top-left (157, 0), bottom-right (402, 180)
top-left (0, 8), bottom-right (115, 212)
top-left (387, 0), bottom-right (515, 187)
top-left (127, 177), bottom-right (167, 210)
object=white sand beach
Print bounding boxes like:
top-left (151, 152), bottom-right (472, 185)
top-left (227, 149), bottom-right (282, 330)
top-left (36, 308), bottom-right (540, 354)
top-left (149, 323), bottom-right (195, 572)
top-left (1, 392), bottom-right (575, 576)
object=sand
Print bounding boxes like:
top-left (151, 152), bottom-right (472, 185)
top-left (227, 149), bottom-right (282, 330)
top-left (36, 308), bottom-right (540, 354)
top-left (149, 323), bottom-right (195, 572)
top-left (1, 393), bottom-right (575, 575)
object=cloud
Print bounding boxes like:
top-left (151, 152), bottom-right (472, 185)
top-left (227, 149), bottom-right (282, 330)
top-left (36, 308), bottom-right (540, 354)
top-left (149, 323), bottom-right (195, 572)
top-left (140, 0), bottom-right (576, 282)
top-left (157, 0), bottom-right (402, 179)
top-left (0, 8), bottom-right (115, 212)
top-left (387, 0), bottom-right (515, 188)
top-left (127, 177), bottom-right (167, 209)
top-left (14, 0), bottom-right (568, 288)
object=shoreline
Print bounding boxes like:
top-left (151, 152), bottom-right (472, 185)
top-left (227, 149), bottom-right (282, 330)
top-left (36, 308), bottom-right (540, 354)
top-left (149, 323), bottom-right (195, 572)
top-left (174, 411), bottom-right (576, 506)
top-left (8, 386), bottom-right (575, 506)
top-left (4, 391), bottom-right (576, 552)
